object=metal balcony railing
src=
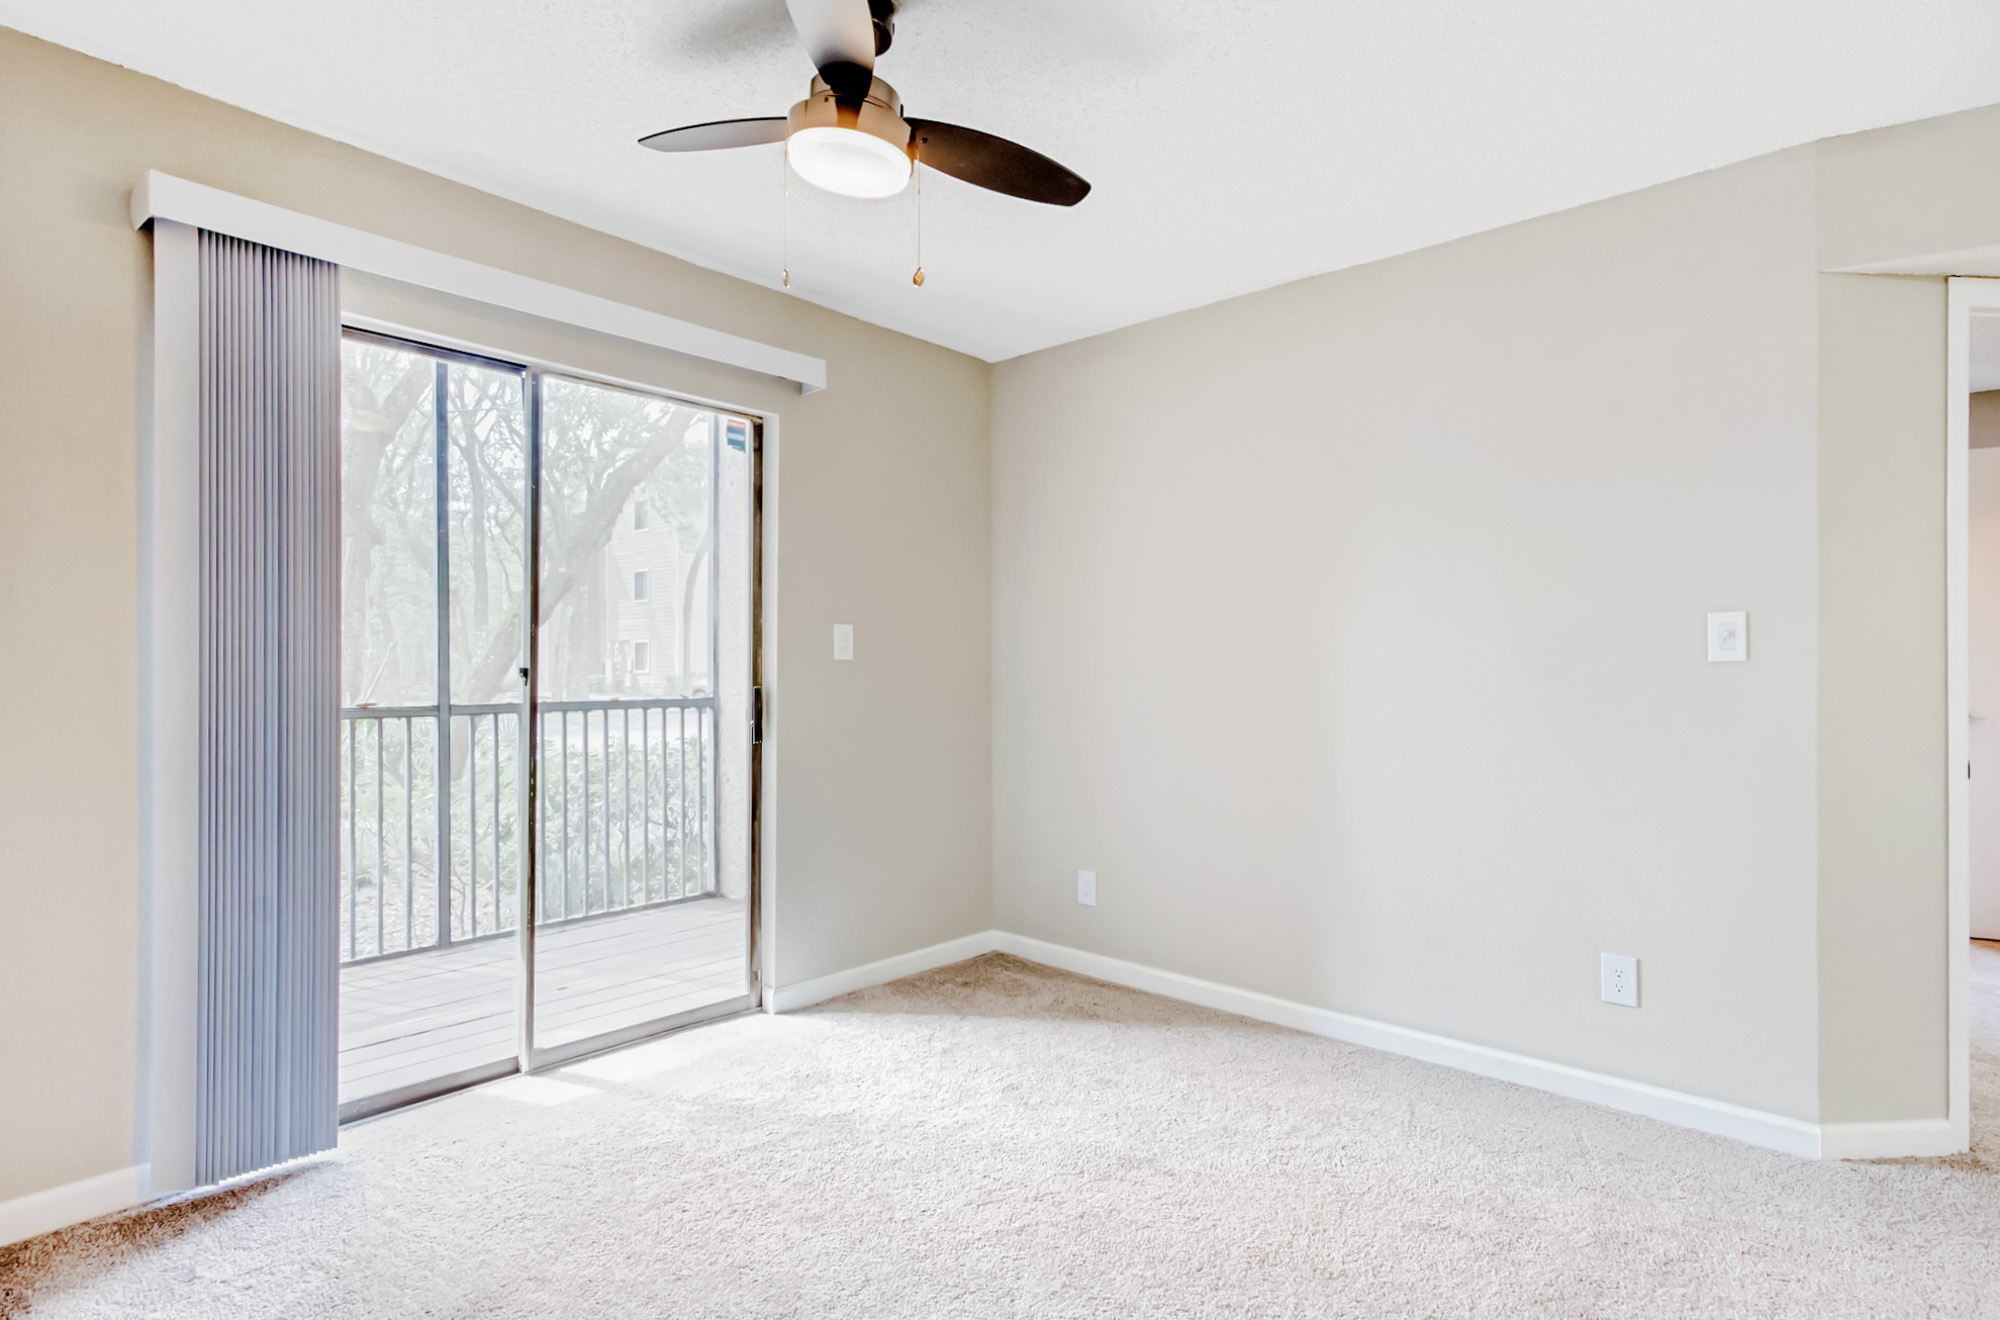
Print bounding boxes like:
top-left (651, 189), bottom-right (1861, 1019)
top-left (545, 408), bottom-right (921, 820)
top-left (338, 696), bottom-right (717, 964)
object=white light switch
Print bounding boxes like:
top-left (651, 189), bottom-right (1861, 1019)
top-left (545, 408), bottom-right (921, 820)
top-left (1076, 870), bottom-right (1096, 906)
top-left (1600, 953), bottom-right (1639, 1008)
top-left (833, 623), bottom-right (853, 661)
top-left (1707, 611), bottom-right (1747, 662)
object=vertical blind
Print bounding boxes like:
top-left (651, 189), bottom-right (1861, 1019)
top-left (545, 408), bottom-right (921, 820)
top-left (196, 230), bottom-right (342, 1183)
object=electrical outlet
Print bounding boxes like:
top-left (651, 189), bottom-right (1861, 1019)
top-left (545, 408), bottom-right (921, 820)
top-left (1076, 870), bottom-right (1096, 906)
top-left (1600, 953), bottom-right (1639, 1008)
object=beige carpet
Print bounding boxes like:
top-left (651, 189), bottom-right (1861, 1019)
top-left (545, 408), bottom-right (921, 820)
top-left (6, 946), bottom-right (2000, 1319)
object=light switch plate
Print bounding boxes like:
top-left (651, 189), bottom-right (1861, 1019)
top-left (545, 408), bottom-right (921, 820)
top-left (833, 623), bottom-right (853, 661)
top-left (1707, 611), bottom-right (1747, 662)
top-left (1600, 953), bottom-right (1639, 1007)
top-left (1077, 870), bottom-right (1096, 906)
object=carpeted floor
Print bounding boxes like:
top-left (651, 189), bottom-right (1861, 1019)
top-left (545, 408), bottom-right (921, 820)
top-left (5, 946), bottom-right (2000, 1319)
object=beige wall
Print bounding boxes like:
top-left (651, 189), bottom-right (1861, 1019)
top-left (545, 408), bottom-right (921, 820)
top-left (0, 27), bottom-right (992, 1204)
top-left (1809, 102), bottom-right (2000, 1120)
top-left (1816, 102), bottom-right (2000, 274)
top-left (993, 98), bottom-right (2000, 1130)
top-left (1813, 274), bottom-right (1947, 1123)
top-left (994, 150), bottom-right (1827, 1118)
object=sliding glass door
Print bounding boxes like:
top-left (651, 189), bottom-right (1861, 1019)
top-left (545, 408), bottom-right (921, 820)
top-left (337, 331), bottom-right (756, 1115)
top-left (338, 334), bottom-right (529, 1115)
top-left (530, 375), bottom-right (755, 1055)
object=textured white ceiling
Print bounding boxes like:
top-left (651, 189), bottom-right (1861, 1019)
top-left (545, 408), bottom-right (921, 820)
top-left (8, 1), bottom-right (2000, 361)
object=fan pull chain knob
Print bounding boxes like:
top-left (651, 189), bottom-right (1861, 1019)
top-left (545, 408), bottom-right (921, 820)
top-left (783, 268), bottom-right (791, 289)
top-left (911, 159), bottom-right (924, 288)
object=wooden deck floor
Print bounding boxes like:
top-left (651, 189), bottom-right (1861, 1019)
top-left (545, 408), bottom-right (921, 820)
top-left (339, 898), bottom-right (747, 1108)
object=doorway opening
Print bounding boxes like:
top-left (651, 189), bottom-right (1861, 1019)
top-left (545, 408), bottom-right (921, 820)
top-left (335, 329), bottom-right (760, 1118)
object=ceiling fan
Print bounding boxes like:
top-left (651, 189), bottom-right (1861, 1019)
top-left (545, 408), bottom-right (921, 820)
top-left (639, 0), bottom-right (1091, 206)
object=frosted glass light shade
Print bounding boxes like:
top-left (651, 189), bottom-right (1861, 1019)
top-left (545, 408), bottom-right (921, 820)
top-left (787, 126), bottom-right (911, 199)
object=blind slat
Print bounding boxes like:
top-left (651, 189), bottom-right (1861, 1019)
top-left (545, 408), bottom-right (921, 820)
top-left (196, 231), bottom-right (341, 1184)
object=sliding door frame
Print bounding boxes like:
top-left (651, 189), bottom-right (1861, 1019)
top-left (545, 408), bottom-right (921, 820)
top-left (518, 366), bottom-right (761, 1072)
top-left (517, 370), bottom-right (543, 1070)
top-left (338, 325), bottom-right (765, 1098)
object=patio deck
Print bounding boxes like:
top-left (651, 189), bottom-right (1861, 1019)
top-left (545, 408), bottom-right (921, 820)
top-left (339, 897), bottom-right (748, 1110)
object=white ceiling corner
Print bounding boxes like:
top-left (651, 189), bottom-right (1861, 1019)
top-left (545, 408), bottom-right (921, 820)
top-left (6, 0), bottom-right (2000, 362)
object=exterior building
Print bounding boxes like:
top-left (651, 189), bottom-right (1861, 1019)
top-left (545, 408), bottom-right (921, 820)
top-left (604, 492), bottom-right (711, 697)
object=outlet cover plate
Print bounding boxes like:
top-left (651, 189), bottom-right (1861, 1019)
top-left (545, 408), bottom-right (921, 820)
top-left (1076, 870), bottom-right (1096, 906)
top-left (1600, 952), bottom-right (1639, 1007)
top-left (833, 623), bottom-right (854, 661)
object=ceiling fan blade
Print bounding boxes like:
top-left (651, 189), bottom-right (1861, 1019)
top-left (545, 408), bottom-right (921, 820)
top-left (785, 0), bottom-right (878, 73)
top-left (638, 117), bottom-right (790, 153)
top-left (907, 120), bottom-right (1092, 207)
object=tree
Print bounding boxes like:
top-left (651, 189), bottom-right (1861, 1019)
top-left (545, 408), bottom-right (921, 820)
top-left (341, 347), bottom-right (437, 705)
top-left (339, 340), bottom-right (720, 947)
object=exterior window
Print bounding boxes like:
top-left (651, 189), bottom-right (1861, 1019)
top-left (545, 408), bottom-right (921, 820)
top-left (631, 640), bottom-right (650, 672)
top-left (632, 570), bottom-right (650, 601)
top-left (633, 503), bottom-right (649, 531)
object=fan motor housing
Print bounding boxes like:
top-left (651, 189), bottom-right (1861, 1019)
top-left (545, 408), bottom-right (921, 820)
top-left (869, 0), bottom-right (896, 54)
top-left (789, 75), bottom-right (911, 157)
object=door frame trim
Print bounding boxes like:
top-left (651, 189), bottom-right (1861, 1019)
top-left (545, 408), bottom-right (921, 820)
top-left (1943, 276), bottom-right (1995, 1155)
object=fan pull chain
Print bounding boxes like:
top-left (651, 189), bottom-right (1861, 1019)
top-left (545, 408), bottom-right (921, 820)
top-left (912, 161), bottom-right (925, 287)
top-left (781, 146), bottom-right (791, 290)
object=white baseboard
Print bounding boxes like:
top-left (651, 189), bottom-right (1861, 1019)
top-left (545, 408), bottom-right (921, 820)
top-left (765, 930), bottom-right (999, 1012)
top-left (5, 938), bottom-right (1941, 1250)
top-left (777, 931), bottom-right (1962, 1160)
top-left (1817, 1118), bottom-right (1960, 1160)
top-left (0, 1164), bottom-right (150, 1249)
top-left (990, 934), bottom-right (1847, 1160)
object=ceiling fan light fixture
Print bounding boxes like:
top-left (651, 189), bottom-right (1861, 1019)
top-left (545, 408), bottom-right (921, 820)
top-left (787, 126), bottom-right (911, 198)
top-left (638, 4), bottom-right (1090, 207)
